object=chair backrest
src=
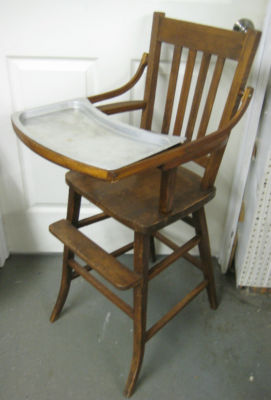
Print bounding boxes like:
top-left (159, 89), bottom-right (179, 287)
top-left (140, 12), bottom-right (260, 187)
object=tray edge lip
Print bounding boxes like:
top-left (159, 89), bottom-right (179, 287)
top-left (10, 97), bottom-right (186, 180)
top-left (11, 118), bottom-right (115, 181)
top-left (11, 117), bottom-right (186, 182)
top-left (11, 97), bottom-right (184, 147)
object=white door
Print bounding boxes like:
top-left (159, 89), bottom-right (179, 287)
top-left (0, 0), bottom-right (268, 255)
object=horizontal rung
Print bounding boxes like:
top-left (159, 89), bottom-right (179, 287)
top-left (145, 280), bottom-right (208, 342)
top-left (183, 253), bottom-right (203, 271)
top-left (148, 236), bottom-right (200, 280)
top-left (110, 242), bottom-right (134, 257)
top-left (97, 100), bottom-right (146, 115)
top-left (194, 156), bottom-right (209, 168)
top-left (181, 216), bottom-right (195, 227)
top-left (71, 263), bottom-right (92, 279)
top-left (68, 259), bottom-right (134, 318)
top-left (49, 219), bottom-right (141, 290)
top-left (154, 231), bottom-right (179, 250)
top-left (76, 212), bottom-right (109, 228)
top-left (155, 231), bottom-right (203, 271)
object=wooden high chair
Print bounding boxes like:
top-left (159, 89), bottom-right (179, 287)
top-left (12, 12), bottom-right (260, 397)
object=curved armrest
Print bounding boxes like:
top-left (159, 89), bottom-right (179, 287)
top-left (97, 100), bottom-right (146, 115)
top-left (12, 86), bottom-right (252, 191)
top-left (162, 87), bottom-right (253, 171)
top-left (111, 87), bottom-right (253, 181)
top-left (111, 87), bottom-right (253, 214)
top-left (88, 53), bottom-right (148, 104)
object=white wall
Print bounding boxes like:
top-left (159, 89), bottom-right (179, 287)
top-left (0, 0), bottom-right (268, 256)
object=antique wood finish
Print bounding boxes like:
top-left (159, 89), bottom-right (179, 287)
top-left (88, 52), bottom-right (148, 104)
top-left (185, 52), bottom-right (212, 141)
top-left (12, 85), bottom-right (254, 188)
top-left (110, 242), bottom-right (134, 257)
top-left (148, 235), bottom-right (200, 280)
top-left (145, 279), bottom-right (208, 342)
top-left (140, 12), bottom-right (164, 130)
top-left (65, 167), bottom-right (216, 234)
top-left (199, 88), bottom-right (253, 190)
top-left (49, 219), bottom-right (141, 290)
top-left (158, 17), bottom-right (246, 60)
top-left (71, 263), bottom-right (92, 279)
top-left (68, 259), bottom-right (134, 318)
top-left (173, 48), bottom-right (197, 136)
top-left (161, 44), bottom-right (182, 134)
top-left (197, 56), bottom-right (226, 139)
top-left (97, 100), bottom-right (146, 115)
top-left (124, 232), bottom-right (150, 397)
top-left (159, 167), bottom-right (178, 214)
top-left (154, 230), bottom-right (203, 271)
top-left (150, 236), bottom-right (156, 262)
top-left (50, 188), bottom-right (81, 322)
top-left (193, 209), bottom-right (217, 309)
top-left (199, 29), bottom-right (261, 190)
top-left (43, 12), bottom-right (261, 397)
top-left (76, 211), bottom-right (109, 228)
top-left (220, 30), bottom-right (261, 126)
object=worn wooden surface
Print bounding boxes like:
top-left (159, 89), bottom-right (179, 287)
top-left (49, 187), bottom-right (81, 323)
top-left (66, 167), bottom-right (215, 233)
top-left (37, 11), bottom-right (260, 397)
top-left (49, 219), bottom-right (140, 290)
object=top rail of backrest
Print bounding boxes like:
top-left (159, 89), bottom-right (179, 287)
top-left (158, 16), bottom-right (248, 60)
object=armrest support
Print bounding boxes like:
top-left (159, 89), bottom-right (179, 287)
top-left (109, 87), bottom-right (253, 213)
top-left (97, 100), bottom-right (146, 115)
top-left (111, 87), bottom-right (253, 182)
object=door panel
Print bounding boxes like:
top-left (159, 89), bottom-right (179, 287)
top-left (5, 56), bottom-right (100, 252)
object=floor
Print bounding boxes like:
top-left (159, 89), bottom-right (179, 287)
top-left (0, 254), bottom-right (270, 400)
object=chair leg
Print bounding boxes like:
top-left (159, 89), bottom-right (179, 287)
top-left (150, 235), bottom-right (156, 262)
top-left (124, 232), bottom-right (149, 398)
top-left (193, 208), bottom-right (218, 310)
top-left (50, 246), bottom-right (73, 322)
top-left (50, 187), bottom-right (81, 323)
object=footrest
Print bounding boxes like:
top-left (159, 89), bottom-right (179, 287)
top-left (49, 219), bottom-right (140, 290)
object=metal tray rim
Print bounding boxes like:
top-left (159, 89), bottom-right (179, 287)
top-left (11, 97), bottom-right (185, 172)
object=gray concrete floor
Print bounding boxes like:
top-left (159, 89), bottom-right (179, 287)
top-left (0, 254), bottom-right (270, 400)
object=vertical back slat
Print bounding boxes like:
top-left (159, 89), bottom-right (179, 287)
top-left (173, 48), bottom-right (197, 136)
top-left (219, 29), bottom-right (261, 126)
top-left (185, 53), bottom-right (211, 141)
top-left (161, 45), bottom-right (183, 134)
top-left (196, 56), bottom-right (225, 139)
top-left (138, 12), bottom-right (260, 213)
top-left (201, 29), bottom-right (261, 189)
top-left (140, 12), bottom-right (165, 131)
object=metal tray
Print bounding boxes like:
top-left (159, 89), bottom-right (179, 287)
top-left (12, 98), bottom-right (183, 170)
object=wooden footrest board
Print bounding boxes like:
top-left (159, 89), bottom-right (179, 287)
top-left (49, 219), bottom-right (140, 290)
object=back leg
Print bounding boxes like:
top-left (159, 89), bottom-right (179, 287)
top-left (50, 187), bottom-right (81, 322)
top-left (150, 235), bottom-right (156, 262)
top-left (193, 208), bottom-right (218, 309)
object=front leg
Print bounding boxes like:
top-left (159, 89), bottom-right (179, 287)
top-left (124, 232), bottom-right (150, 397)
top-left (50, 187), bottom-right (81, 322)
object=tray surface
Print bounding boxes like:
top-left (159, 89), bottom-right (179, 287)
top-left (12, 99), bottom-right (183, 171)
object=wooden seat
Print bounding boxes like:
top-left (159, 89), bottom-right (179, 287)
top-left (65, 167), bottom-right (215, 233)
top-left (48, 12), bottom-right (260, 397)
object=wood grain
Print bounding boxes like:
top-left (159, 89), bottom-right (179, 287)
top-left (49, 219), bottom-right (141, 290)
top-left (16, 11), bottom-right (260, 397)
